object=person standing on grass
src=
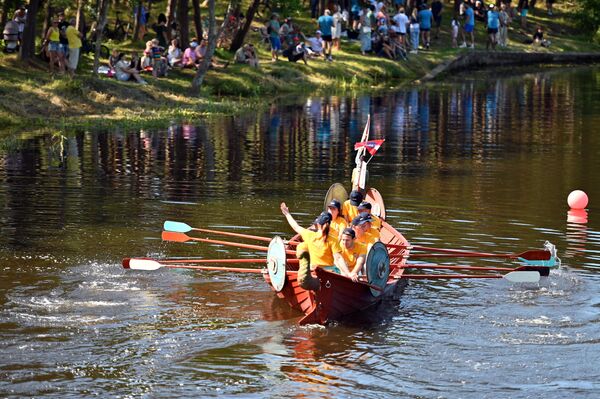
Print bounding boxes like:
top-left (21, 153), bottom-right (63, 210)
top-left (65, 18), bottom-right (82, 77)
top-left (418, 3), bottom-right (433, 50)
top-left (460, 2), bottom-right (475, 49)
top-left (392, 7), bottom-right (409, 51)
top-left (267, 14), bottom-right (281, 61)
top-left (359, 5), bottom-right (374, 55)
top-left (486, 4), bottom-right (499, 50)
top-left (431, 0), bottom-right (443, 40)
top-left (317, 9), bottom-right (334, 61)
top-left (409, 8), bottom-right (420, 54)
top-left (332, 5), bottom-right (343, 51)
top-left (44, 19), bottom-right (65, 74)
top-left (498, 3), bottom-right (510, 48)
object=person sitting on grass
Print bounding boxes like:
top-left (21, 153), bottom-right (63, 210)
top-left (182, 38), bottom-right (199, 68)
top-left (532, 26), bottom-right (551, 47)
top-left (306, 30), bottom-right (325, 57)
top-left (195, 38), bottom-right (229, 69)
top-left (114, 52), bottom-right (148, 84)
top-left (167, 39), bottom-right (183, 67)
top-left (234, 43), bottom-right (260, 68)
top-left (283, 37), bottom-right (308, 64)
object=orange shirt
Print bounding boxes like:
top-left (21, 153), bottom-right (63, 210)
top-left (340, 241), bottom-right (367, 270)
top-left (357, 229), bottom-right (379, 246)
top-left (329, 216), bottom-right (348, 241)
top-left (342, 200), bottom-right (360, 223)
top-left (300, 229), bottom-right (342, 267)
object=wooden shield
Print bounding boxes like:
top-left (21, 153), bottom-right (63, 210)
top-left (323, 183), bottom-right (349, 211)
top-left (267, 236), bottom-right (287, 292)
top-left (365, 241), bottom-right (390, 297)
top-left (365, 188), bottom-right (386, 220)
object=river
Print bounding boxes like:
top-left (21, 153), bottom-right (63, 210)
top-left (1, 66), bottom-right (599, 398)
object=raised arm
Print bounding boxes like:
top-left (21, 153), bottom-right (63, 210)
top-left (280, 202), bottom-right (305, 235)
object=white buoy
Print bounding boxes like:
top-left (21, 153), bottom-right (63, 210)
top-left (567, 190), bottom-right (589, 210)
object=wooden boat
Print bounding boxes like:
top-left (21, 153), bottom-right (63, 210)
top-left (263, 218), bottom-right (411, 325)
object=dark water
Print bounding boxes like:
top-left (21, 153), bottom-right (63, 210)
top-left (1, 67), bottom-right (600, 398)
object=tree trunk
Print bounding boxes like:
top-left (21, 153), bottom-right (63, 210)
top-left (192, 0), bottom-right (202, 40)
top-left (18, 0), bottom-right (40, 62)
top-left (165, 0), bottom-right (176, 40)
top-left (191, 0), bottom-right (217, 94)
top-left (76, 0), bottom-right (87, 33)
top-left (42, 0), bottom-right (54, 42)
top-left (133, 2), bottom-right (142, 40)
top-left (229, 0), bottom-right (260, 52)
top-left (177, 0), bottom-right (189, 49)
top-left (1, 0), bottom-right (15, 29)
top-left (93, 0), bottom-right (110, 76)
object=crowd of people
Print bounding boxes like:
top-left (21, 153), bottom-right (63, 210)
top-left (1, 1), bottom-right (558, 82)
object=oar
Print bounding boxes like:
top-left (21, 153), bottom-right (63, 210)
top-left (123, 258), bottom-right (273, 273)
top-left (157, 258), bottom-right (299, 264)
top-left (163, 221), bottom-right (301, 245)
top-left (403, 249), bottom-right (550, 260)
top-left (161, 231), bottom-right (296, 255)
top-left (398, 271), bottom-right (540, 283)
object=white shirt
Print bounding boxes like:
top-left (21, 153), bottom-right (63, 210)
top-left (307, 36), bottom-right (324, 53)
top-left (392, 13), bottom-right (409, 34)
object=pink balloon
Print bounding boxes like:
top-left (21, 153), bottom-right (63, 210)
top-left (567, 190), bottom-right (589, 210)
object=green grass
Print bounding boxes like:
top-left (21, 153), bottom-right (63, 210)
top-left (1, 2), bottom-right (599, 133)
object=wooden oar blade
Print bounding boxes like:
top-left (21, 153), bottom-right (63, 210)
top-left (128, 258), bottom-right (163, 271)
top-left (163, 221), bottom-right (192, 233)
top-left (161, 231), bottom-right (190, 243)
top-left (503, 271), bottom-right (540, 283)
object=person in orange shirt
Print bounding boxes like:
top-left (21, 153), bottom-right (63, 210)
top-left (340, 228), bottom-right (367, 282)
top-left (326, 199), bottom-right (347, 241)
top-left (351, 213), bottom-right (380, 246)
top-left (357, 201), bottom-right (382, 231)
top-left (280, 203), bottom-right (351, 290)
top-left (342, 190), bottom-right (363, 223)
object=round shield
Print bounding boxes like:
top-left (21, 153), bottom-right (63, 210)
top-left (323, 183), bottom-right (349, 211)
top-left (365, 241), bottom-right (390, 297)
top-left (365, 188), bottom-right (386, 220)
top-left (267, 236), bottom-right (287, 292)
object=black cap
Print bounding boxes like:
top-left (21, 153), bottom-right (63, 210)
top-left (314, 211), bottom-right (332, 226)
top-left (349, 190), bottom-right (363, 206)
top-left (352, 212), bottom-right (372, 226)
top-left (327, 199), bottom-right (341, 211)
top-left (357, 201), bottom-right (372, 211)
top-left (342, 227), bottom-right (355, 239)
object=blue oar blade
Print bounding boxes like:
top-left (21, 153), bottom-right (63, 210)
top-left (163, 221), bottom-right (193, 233)
top-left (518, 257), bottom-right (557, 268)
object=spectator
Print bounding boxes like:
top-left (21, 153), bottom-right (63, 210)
top-left (234, 43), bottom-right (260, 67)
top-left (134, 4), bottom-right (149, 40)
top-left (418, 4), bottom-right (433, 50)
top-left (546, 0), bottom-right (554, 16)
top-left (114, 52), bottom-right (148, 84)
top-left (43, 19), bottom-right (65, 74)
top-left (167, 39), bottom-right (183, 67)
top-left (108, 49), bottom-right (120, 71)
top-left (532, 25), bottom-right (550, 47)
top-left (392, 7), bottom-right (409, 50)
top-left (150, 38), bottom-right (167, 77)
top-left (307, 30), bottom-right (325, 57)
top-left (359, 5), bottom-right (374, 55)
top-left (409, 8), bottom-right (420, 54)
top-left (486, 4), bottom-right (499, 50)
top-left (56, 12), bottom-right (69, 66)
top-left (451, 14), bottom-right (460, 48)
top-left (286, 37), bottom-right (308, 64)
top-left (518, 0), bottom-right (529, 30)
top-left (431, 0), bottom-right (443, 40)
top-left (153, 13), bottom-right (169, 48)
top-left (332, 5), bottom-right (343, 51)
top-left (460, 2), bottom-right (476, 48)
top-left (266, 14), bottom-right (281, 61)
top-left (14, 6), bottom-right (26, 47)
top-left (141, 40), bottom-right (153, 70)
top-left (3, 17), bottom-right (19, 53)
top-left (182, 38), bottom-right (199, 68)
top-left (474, 1), bottom-right (486, 21)
top-left (279, 17), bottom-right (292, 44)
top-left (317, 9), bottom-right (334, 61)
top-left (498, 3), bottom-right (510, 47)
top-left (65, 18), bottom-right (82, 77)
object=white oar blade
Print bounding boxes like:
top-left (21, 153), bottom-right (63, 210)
top-left (163, 220), bottom-right (192, 233)
top-left (129, 259), bottom-right (163, 271)
top-left (503, 271), bottom-right (540, 283)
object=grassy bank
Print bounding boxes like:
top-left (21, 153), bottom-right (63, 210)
top-left (1, 3), bottom-right (599, 133)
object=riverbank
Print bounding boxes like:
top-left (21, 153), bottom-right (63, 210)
top-left (1, 4), bottom-right (599, 133)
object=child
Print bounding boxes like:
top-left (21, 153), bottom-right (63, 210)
top-left (150, 38), bottom-right (167, 77)
top-left (451, 15), bottom-right (460, 48)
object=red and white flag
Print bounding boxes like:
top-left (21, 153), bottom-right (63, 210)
top-left (354, 139), bottom-right (385, 156)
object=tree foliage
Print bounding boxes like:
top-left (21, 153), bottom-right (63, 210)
top-left (575, 0), bottom-right (600, 39)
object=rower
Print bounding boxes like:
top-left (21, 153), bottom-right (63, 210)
top-left (280, 203), bottom-right (352, 291)
top-left (357, 201), bottom-right (382, 231)
top-left (351, 212), bottom-right (380, 246)
top-left (326, 199), bottom-right (348, 241)
top-left (342, 190), bottom-right (363, 223)
top-left (340, 228), bottom-right (367, 282)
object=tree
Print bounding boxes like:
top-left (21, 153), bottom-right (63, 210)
top-left (177, 0), bottom-right (189, 49)
top-left (92, 0), bottom-right (110, 76)
top-left (192, 0), bottom-right (202, 40)
top-left (229, 0), bottom-right (260, 52)
top-left (576, 0), bottom-right (600, 39)
top-left (191, 0), bottom-right (216, 93)
top-left (18, 0), bottom-right (41, 62)
top-left (165, 0), bottom-right (176, 40)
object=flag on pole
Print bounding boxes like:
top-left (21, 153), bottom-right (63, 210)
top-left (354, 139), bottom-right (385, 156)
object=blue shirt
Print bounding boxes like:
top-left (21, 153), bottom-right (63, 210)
top-left (487, 10), bottom-right (499, 29)
top-left (418, 9), bottom-right (433, 29)
top-left (318, 15), bottom-right (334, 36)
top-left (465, 7), bottom-right (474, 26)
